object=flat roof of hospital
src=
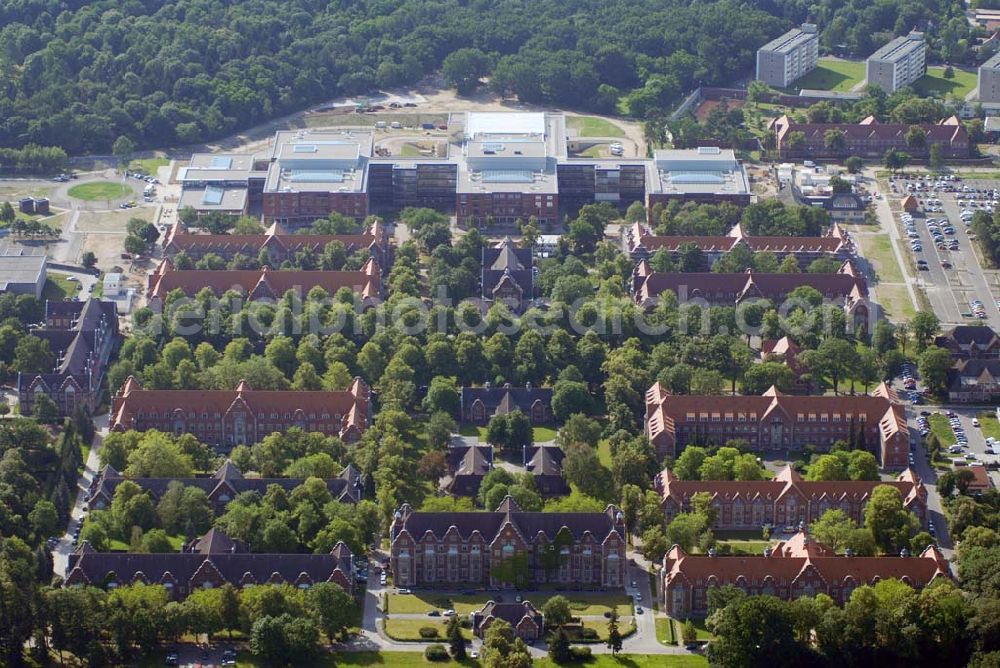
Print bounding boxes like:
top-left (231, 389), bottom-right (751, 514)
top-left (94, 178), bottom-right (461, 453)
top-left (179, 187), bottom-right (249, 212)
top-left (466, 112), bottom-right (547, 137)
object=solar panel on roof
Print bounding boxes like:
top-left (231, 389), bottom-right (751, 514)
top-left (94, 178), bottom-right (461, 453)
top-left (202, 187), bottom-right (225, 205)
top-left (481, 170), bottom-right (534, 183)
top-left (210, 156), bottom-right (233, 169)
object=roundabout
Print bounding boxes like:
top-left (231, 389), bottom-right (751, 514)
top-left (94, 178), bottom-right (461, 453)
top-left (67, 180), bottom-right (133, 201)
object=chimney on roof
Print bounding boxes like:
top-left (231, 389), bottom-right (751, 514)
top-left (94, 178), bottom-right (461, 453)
top-left (845, 548), bottom-right (854, 557)
top-left (900, 547), bottom-right (910, 558)
top-left (763, 547), bottom-right (772, 557)
top-left (708, 548), bottom-right (717, 557)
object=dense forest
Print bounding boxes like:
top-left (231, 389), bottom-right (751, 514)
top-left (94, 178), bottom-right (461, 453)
top-left (0, 0), bottom-right (971, 154)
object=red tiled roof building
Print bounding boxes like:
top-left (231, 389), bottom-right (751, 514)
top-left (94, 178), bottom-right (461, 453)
top-left (631, 259), bottom-right (871, 332)
top-left (621, 222), bottom-right (852, 268)
top-left (146, 257), bottom-right (381, 304)
top-left (110, 376), bottom-right (370, 445)
top-left (645, 383), bottom-right (909, 468)
top-left (658, 530), bottom-right (950, 618)
top-left (388, 497), bottom-right (627, 589)
top-left (65, 529), bottom-right (355, 598)
top-left (655, 465), bottom-right (927, 531)
top-left (162, 220), bottom-right (391, 270)
top-left (770, 114), bottom-right (970, 160)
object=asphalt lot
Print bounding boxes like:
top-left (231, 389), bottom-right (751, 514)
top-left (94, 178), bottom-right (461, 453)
top-left (890, 175), bottom-right (1000, 328)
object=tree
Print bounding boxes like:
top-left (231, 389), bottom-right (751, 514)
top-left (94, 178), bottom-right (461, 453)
top-left (707, 596), bottom-right (805, 667)
top-left (829, 175), bottom-right (852, 194)
top-left (14, 335), bottom-right (54, 373)
top-left (304, 582), bottom-right (354, 643)
top-left (563, 443), bottom-right (613, 501)
top-left (929, 142), bottom-right (944, 172)
top-left (124, 234), bottom-right (148, 256)
top-left (810, 509), bottom-right (858, 552)
top-left (250, 614), bottom-right (318, 666)
top-left (845, 156), bottom-right (863, 174)
top-left (681, 619), bottom-right (698, 646)
top-left (884, 148), bottom-right (910, 172)
top-left (33, 394), bottom-right (59, 423)
top-left (442, 48), bottom-right (491, 94)
top-left (549, 626), bottom-right (572, 664)
top-left (911, 311), bottom-right (940, 351)
top-left (542, 595), bottom-right (572, 627)
top-left (81, 251), bottom-right (97, 269)
top-left (481, 619), bottom-right (532, 668)
top-left (125, 432), bottom-right (195, 478)
top-left (824, 129), bottom-right (846, 152)
top-left (905, 126), bottom-right (927, 150)
top-left (864, 485), bottom-right (919, 553)
top-left (558, 414), bottom-right (602, 448)
top-left (112, 135), bottom-right (136, 169)
top-left (918, 346), bottom-right (954, 394)
top-left (0, 202), bottom-right (14, 224)
top-left (606, 606), bottom-right (623, 656)
top-left (423, 376), bottom-right (460, 416)
top-left (667, 512), bottom-right (709, 552)
top-left (447, 614), bottom-right (466, 659)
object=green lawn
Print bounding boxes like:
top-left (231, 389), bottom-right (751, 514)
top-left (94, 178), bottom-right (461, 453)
top-left (913, 67), bottom-right (978, 99)
top-left (108, 533), bottom-right (186, 552)
top-left (581, 617), bottom-right (637, 641)
top-left (928, 414), bottom-right (957, 446)
top-left (129, 157), bottom-right (169, 175)
top-left (536, 657), bottom-right (708, 668)
top-left (794, 58), bottom-right (866, 92)
top-left (853, 233), bottom-right (904, 284)
top-left (672, 617), bottom-right (714, 641)
top-left (597, 439), bottom-right (612, 467)
top-left (457, 424), bottom-right (557, 443)
top-left (566, 115), bottom-right (626, 138)
top-left (138, 649), bottom-right (708, 668)
top-left (533, 425), bottom-right (558, 442)
top-left (387, 592), bottom-right (631, 616)
top-left (655, 616), bottom-right (676, 644)
top-left (458, 424), bottom-right (487, 438)
top-left (67, 181), bottom-right (132, 201)
top-left (978, 413), bottom-right (1000, 441)
top-left (42, 275), bottom-right (81, 301)
top-left (383, 618), bottom-right (472, 641)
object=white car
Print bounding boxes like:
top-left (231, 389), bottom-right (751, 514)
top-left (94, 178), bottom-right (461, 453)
top-left (973, 418), bottom-right (981, 427)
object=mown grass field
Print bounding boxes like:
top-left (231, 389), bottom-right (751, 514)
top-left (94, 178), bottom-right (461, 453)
top-left (566, 115), bottom-right (626, 138)
top-left (794, 58), bottom-right (865, 92)
top-left (913, 67), bottom-right (977, 99)
top-left (387, 591), bottom-right (632, 616)
top-left (67, 181), bottom-right (131, 201)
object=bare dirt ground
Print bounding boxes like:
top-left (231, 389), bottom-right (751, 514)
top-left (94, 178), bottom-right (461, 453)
top-left (168, 78), bottom-right (648, 162)
top-left (76, 208), bottom-right (153, 234)
top-left (694, 98), bottom-right (745, 122)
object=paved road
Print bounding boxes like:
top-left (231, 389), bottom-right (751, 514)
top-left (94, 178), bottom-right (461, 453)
top-left (53, 413), bottom-right (109, 576)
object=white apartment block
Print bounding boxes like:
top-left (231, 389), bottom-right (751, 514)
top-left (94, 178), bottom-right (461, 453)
top-left (980, 52), bottom-right (1000, 104)
top-left (866, 32), bottom-right (926, 94)
top-left (756, 24), bottom-right (819, 88)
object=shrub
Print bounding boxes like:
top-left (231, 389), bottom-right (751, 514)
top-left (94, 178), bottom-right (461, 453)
top-left (419, 626), bottom-right (440, 639)
top-left (459, 618), bottom-right (472, 629)
top-left (581, 627), bottom-right (599, 640)
top-left (571, 646), bottom-right (592, 660)
top-left (425, 644), bottom-right (449, 661)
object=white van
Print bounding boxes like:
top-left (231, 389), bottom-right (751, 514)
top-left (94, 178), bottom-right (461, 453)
top-left (374, 121), bottom-right (387, 129)
top-left (390, 121), bottom-right (402, 129)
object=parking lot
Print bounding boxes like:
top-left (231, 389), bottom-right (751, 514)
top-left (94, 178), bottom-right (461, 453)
top-left (890, 173), bottom-right (1000, 327)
